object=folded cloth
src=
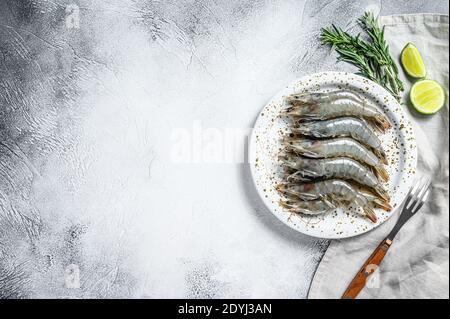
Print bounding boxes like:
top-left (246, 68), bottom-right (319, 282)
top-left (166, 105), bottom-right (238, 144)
top-left (308, 13), bottom-right (449, 299)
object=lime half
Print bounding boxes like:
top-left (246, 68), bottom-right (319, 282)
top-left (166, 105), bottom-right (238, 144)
top-left (410, 80), bottom-right (446, 114)
top-left (401, 43), bottom-right (426, 78)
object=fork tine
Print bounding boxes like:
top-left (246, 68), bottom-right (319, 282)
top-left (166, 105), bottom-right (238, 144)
top-left (405, 179), bottom-right (426, 208)
top-left (412, 182), bottom-right (431, 212)
top-left (410, 181), bottom-right (431, 212)
top-left (412, 189), bottom-right (430, 213)
top-left (417, 179), bottom-right (431, 198)
top-left (405, 178), bottom-right (430, 210)
top-left (404, 181), bottom-right (421, 208)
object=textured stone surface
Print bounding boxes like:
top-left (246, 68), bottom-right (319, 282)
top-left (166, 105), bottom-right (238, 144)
top-left (0, 0), bottom-right (448, 298)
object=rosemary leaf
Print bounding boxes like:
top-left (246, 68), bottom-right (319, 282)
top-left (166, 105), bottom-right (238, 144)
top-left (320, 12), bottom-right (404, 100)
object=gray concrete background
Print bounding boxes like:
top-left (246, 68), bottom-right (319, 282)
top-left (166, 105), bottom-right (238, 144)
top-left (0, 0), bottom-right (448, 298)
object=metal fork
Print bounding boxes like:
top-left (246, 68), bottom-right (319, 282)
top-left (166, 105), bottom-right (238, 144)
top-left (341, 178), bottom-right (432, 299)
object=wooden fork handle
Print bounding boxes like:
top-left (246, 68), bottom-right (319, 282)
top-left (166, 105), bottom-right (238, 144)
top-left (341, 237), bottom-right (392, 299)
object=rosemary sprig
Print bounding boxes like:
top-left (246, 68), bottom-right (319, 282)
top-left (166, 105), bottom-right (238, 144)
top-left (320, 12), bottom-right (404, 100)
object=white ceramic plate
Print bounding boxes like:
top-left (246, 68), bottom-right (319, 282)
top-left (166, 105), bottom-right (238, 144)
top-left (249, 72), bottom-right (417, 239)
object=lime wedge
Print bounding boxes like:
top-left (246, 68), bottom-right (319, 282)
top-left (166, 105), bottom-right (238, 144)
top-left (401, 43), bottom-right (426, 78)
top-left (410, 80), bottom-right (446, 114)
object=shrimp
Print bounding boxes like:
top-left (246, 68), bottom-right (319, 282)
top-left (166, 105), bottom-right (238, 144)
top-left (279, 154), bottom-right (390, 202)
top-left (282, 137), bottom-right (389, 181)
top-left (276, 180), bottom-right (378, 222)
top-left (287, 90), bottom-right (371, 105)
top-left (289, 117), bottom-right (387, 162)
top-left (279, 189), bottom-right (390, 216)
top-left (283, 90), bottom-right (391, 131)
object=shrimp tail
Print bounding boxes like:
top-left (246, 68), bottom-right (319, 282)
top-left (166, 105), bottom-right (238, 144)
top-left (371, 197), bottom-right (392, 212)
top-left (363, 206), bottom-right (378, 223)
top-left (368, 114), bottom-right (391, 133)
top-left (372, 115), bottom-right (391, 132)
top-left (373, 148), bottom-right (388, 165)
top-left (359, 188), bottom-right (391, 211)
top-left (373, 165), bottom-right (390, 182)
top-left (374, 186), bottom-right (390, 202)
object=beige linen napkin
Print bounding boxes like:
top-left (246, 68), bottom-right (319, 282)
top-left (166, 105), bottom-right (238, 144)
top-left (308, 14), bottom-right (449, 299)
